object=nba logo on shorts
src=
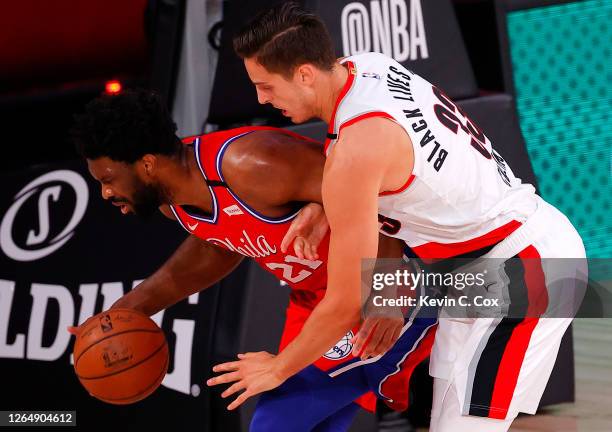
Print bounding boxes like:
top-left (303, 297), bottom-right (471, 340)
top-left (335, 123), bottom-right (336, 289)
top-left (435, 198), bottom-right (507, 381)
top-left (324, 331), bottom-right (354, 360)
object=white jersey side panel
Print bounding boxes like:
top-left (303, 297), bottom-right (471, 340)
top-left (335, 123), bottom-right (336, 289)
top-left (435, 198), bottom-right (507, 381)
top-left (325, 52), bottom-right (537, 256)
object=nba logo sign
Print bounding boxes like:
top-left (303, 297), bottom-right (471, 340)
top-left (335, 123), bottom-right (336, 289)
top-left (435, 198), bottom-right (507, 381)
top-left (324, 331), bottom-right (354, 360)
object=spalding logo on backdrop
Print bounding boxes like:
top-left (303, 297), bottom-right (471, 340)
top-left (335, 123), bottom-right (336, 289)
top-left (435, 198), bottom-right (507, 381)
top-left (0, 170), bottom-right (88, 262)
top-left (0, 170), bottom-right (200, 397)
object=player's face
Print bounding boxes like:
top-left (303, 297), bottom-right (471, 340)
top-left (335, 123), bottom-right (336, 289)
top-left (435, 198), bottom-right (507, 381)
top-left (87, 157), bottom-right (162, 219)
top-left (244, 58), bottom-right (316, 123)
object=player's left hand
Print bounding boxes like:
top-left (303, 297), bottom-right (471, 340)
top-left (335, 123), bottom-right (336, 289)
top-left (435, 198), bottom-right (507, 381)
top-left (352, 314), bottom-right (404, 359)
top-left (207, 351), bottom-right (286, 410)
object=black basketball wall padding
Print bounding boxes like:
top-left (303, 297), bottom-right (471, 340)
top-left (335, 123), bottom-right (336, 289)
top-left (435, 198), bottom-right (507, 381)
top-left (453, 0), bottom-right (505, 92)
top-left (147, 0), bottom-right (187, 108)
top-left (209, 0), bottom-right (479, 126)
top-left (307, 0), bottom-right (478, 100)
top-left (207, 0), bottom-right (302, 127)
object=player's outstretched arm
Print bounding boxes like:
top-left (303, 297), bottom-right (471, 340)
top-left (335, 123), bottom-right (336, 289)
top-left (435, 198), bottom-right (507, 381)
top-left (68, 234), bottom-right (242, 335)
top-left (111, 235), bottom-right (243, 316)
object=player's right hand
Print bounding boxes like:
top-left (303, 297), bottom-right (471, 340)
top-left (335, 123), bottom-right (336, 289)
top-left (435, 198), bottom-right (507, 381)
top-left (281, 202), bottom-right (329, 260)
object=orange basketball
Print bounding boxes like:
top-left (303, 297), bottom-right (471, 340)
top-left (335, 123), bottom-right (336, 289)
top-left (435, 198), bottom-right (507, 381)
top-left (73, 308), bottom-right (169, 405)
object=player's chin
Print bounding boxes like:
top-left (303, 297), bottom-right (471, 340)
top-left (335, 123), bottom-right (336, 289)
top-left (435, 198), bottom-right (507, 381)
top-left (288, 113), bottom-right (310, 124)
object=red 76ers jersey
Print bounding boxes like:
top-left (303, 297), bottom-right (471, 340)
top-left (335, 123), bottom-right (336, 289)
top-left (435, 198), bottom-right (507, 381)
top-left (170, 126), bottom-right (329, 309)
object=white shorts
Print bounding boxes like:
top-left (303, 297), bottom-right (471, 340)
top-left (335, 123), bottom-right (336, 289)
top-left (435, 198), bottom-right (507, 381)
top-left (429, 196), bottom-right (587, 422)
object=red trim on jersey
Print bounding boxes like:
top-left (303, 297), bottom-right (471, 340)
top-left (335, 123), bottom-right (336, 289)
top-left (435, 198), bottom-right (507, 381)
top-left (379, 174), bottom-right (416, 196)
top-left (324, 61), bottom-right (356, 154)
top-left (325, 110), bottom-right (398, 154)
top-left (488, 246), bottom-right (545, 419)
top-left (339, 111), bottom-right (395, 134)
top-left (411, 220), bottom-right (522, 259)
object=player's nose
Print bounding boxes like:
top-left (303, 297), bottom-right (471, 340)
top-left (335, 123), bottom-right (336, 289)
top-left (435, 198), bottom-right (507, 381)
top-left (101, 185), bottom-right (113, 200)
top-left (256, 89), bottom-right (270, 105)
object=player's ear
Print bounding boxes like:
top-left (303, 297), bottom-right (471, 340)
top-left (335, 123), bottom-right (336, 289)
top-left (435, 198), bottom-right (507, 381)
top-left (140, 154), bottom-right (157, 177)
top-left (296, 64), bottom-right (316, 86)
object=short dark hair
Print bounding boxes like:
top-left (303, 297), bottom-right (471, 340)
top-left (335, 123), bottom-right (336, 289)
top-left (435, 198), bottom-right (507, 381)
top-left (71, 89), bottom-right (181, 163)
top-left (233, 2), bottom-right (336, 76)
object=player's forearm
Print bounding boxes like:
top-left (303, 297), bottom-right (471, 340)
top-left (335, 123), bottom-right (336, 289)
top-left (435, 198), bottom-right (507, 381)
top-left (112, 236), bottom-right (243, 316)
top-left (274, 244), bottom-right (366, 377)
top-left (274, 294), bottom-right (361, 378)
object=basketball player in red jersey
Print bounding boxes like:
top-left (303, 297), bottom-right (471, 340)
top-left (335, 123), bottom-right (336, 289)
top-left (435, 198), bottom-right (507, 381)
top-left (70, 89), bottom-right (437, 431)
top-left (214, 3), bottom-right (587, 431)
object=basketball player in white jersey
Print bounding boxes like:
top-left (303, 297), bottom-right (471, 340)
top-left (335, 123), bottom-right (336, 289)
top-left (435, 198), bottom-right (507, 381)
top-left (210, 3), bottom-right (587, 431)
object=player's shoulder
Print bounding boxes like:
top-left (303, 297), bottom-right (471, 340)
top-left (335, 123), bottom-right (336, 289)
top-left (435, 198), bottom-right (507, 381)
top-left (345, 51), bottom-right (391, 66)
top-left (339, 115), bottom-right (406, 144)
top-left (219, 129), bottom-right (309, 184)
top-left (225, 129), bottom-right (293, 164)
top-left (226, 128), bottom-right (321, 165)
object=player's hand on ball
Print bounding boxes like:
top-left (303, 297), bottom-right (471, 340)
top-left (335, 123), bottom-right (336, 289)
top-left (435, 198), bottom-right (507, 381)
top-left (207, 351), bottom-right (286, 410)
top-left (281, 203), bottom-right (329, 260)
top-left (352, 312), bottom-right (404, 360)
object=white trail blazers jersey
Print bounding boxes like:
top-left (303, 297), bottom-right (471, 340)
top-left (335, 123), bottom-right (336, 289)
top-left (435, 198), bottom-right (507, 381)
top-left (324, 52), bottom-right (538, 259)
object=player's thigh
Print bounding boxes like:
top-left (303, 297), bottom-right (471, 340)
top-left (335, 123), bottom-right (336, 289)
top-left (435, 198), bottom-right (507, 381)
top-left (312, 403), bottom-right (361, 432)
top-left (250, 365), bottom-right (369, 432)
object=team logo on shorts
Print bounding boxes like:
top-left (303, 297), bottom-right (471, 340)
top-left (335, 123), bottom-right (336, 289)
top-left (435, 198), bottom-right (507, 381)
top-left (323, 330), bottom-right (354, 360)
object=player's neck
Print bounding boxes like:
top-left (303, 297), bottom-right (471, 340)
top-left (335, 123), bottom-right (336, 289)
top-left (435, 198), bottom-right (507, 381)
top-left (319, 62), bottom-right (349, 124)
top-left (162, 147), bottom-right (214, 212)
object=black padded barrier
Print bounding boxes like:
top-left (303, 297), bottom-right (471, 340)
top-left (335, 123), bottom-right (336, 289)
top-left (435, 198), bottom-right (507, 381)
top-left (307, 0), bottom-right (478, 100)
top-left (208, 0), bottom-right (478, 126)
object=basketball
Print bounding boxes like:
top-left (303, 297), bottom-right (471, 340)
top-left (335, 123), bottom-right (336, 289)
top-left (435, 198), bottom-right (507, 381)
top-left (73, 308), bottom-right (169, 405)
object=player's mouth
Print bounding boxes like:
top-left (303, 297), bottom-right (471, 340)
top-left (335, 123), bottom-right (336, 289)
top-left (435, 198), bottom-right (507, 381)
top-left (273, 105), bottom-right (288, 116)
top-left (112, 201), bottom-right (131, 214)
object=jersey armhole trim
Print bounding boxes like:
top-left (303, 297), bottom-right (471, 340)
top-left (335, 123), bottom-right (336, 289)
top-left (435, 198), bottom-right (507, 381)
top-left (379, 174), bottom-right (416, 196)
top-left (324, 111), bottom-right (395, 154)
